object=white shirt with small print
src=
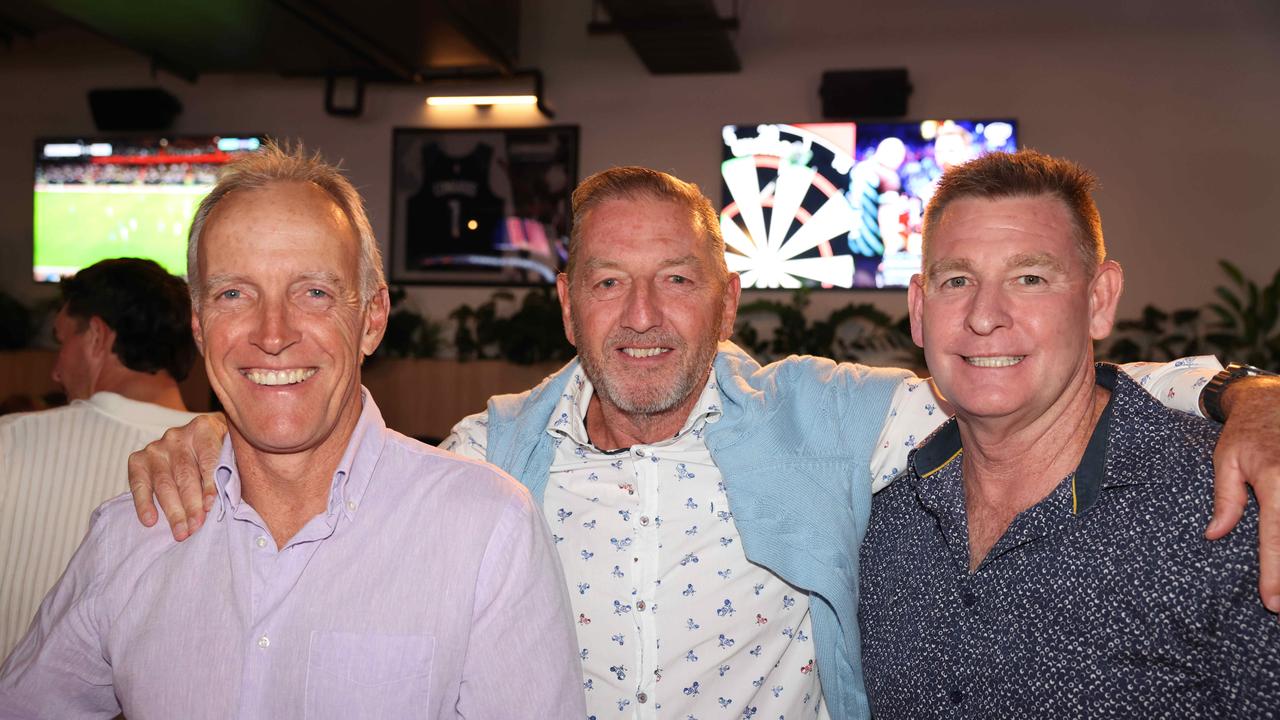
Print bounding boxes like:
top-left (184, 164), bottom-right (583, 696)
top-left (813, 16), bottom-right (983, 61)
top-left (442, 355), bottom-right (1221, 719)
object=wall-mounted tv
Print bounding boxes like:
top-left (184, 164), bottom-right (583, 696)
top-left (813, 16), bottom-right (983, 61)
top-left (33, 135), bottom-right (263, 282)
top-left (720, 119), bottom-right (1017, 290)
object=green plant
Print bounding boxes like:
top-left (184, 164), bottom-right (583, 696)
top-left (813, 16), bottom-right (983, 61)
top-left (377, 286), bottom-right (443, 359)
top-left (1104, 305), bottom-right (1207, 364)
top-left (450, 288), bottom-right (575, 365)
top-left (1206, 260), bottom-right (1280, 371)
top-left (733, 288), bottom-right (919, 366)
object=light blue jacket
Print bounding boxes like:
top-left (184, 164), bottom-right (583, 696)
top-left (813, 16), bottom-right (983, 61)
top-left (485, 342), bottom-right (910, 720)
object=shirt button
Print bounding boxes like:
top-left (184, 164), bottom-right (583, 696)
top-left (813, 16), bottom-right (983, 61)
top-left (636, 691), bottom-right (648, 703)
top-left (636, 600), bottom-right (647, 611)
top-left (640, 516), bottom-right (650, 526)
top-left (255, 536), bottom-right (268, 549)
top-left (635, 449), bottom-right (646, 458)
top-left (961, 590), bottom-right (977, 608)
top-left (257, 635), bottom-right (270, 649)
top-left (346, 500), bottom-right (357, 511)
top-left (949, 689), bottom-right (965, 705)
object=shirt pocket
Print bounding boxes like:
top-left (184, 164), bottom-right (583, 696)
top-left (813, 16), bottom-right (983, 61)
top-left (304, 631), bottom-right (436, 719)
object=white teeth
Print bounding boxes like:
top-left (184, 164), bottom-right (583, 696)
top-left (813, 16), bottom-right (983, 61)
top-left (244, 368), bottom-right (317, 386)
top-left (622, 347), bottom-right (670, 358)
top-left (964, 356), bottom-right (1025, 368)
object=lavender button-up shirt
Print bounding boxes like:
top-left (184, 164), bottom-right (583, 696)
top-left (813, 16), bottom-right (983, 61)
top-left (0, 391), bottom-right (584, 719)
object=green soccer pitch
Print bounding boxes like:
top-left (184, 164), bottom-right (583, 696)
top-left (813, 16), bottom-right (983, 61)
top-left (33, 185), bottom-right (206, 279)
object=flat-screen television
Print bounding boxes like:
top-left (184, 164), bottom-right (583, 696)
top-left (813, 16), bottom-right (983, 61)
top-left (720, 119), bottom-right (1018, 290)
top-left (33, 134), bottom-right (263, 282)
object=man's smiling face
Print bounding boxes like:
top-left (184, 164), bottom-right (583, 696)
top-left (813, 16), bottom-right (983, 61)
top-left (909, 194), bottom-right (1121, 427)
top-left (559, 197), bottom-right (739, 419)
top-left (193, 181), bottom-right (386, 456)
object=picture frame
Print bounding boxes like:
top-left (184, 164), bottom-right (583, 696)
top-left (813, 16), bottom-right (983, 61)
top-left (389, 125), bottom-right (579, 285)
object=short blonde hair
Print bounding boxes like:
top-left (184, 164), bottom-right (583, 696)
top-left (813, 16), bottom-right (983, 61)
top-left (187, 140), bottom-right (385, 307)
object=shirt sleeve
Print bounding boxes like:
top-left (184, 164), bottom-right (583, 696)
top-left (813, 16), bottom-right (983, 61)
top-left (0, 508), bottom-right (120, 719)
top-left (1116, 357), bottom-right (1222, 418)
top-left (869, 376), bottom-right (949, 493)
top-left (455, 487), bottom-right (585, 719)
top-left (438, 410), bottom-right (491, 460)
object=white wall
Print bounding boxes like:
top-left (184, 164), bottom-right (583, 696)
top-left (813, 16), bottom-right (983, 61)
top-left (2, 0), bottom-right (1277, 333)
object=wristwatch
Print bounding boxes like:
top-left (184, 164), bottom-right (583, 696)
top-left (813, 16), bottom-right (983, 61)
top-left (1199, 362), bottom-right (1278, 423)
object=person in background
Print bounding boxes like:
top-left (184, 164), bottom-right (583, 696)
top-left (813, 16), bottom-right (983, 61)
top-left (0, 258), bottom-right (199, 658)
top-left (0, 144), bottom-right (583, 719)
top-left (859, 150), bottom-right (1279, 716)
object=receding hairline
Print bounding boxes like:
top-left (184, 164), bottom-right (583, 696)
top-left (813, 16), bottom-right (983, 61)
top-left (924, 191), bottom-right (1098, 280)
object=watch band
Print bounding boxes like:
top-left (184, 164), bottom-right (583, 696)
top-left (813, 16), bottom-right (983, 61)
top-left (1199, 362), bottom-right (1277, 423)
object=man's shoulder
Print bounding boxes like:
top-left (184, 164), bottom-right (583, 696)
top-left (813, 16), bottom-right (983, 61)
top-left (486, 358), bottom-right (579, 423)
top-left (63, 491), bottom-right (190, 575)
top-left (0, 401), bottom-right (96, 430)
top-left (1108, 370), bottom-right (1221, 481)
top-left (715, 344), bottom-right (913, 398)
top-left (378, 428), bottom-right (534, 509)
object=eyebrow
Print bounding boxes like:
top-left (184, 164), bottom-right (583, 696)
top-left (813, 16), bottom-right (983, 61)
top-left (925, 258), bottom-right (973, 278)
top-left (581, 254), bottom-right (705, 272)
top-left (1005, 252), bottom-right (1067, 273)
top-left (295, 271), bottom-right (346, 287)
top-left (202, 271), bottom-right (348, 289)
top-left (926, 252), bottom-right (1067, 279)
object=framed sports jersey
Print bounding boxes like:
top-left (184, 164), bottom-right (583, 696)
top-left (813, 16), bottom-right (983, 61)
top-left (390, 126), bottom-right (579, 285)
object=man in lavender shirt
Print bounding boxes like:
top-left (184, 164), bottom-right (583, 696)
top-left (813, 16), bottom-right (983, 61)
top-left (0, 143), bottom-right (584, 719)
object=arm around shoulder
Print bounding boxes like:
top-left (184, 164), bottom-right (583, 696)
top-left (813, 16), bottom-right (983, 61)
top-left (438, 410), bottom-right (491, 461)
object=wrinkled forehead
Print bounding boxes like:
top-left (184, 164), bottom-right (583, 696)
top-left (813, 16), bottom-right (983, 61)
top-left (925, 195), bottom-right (1079, 265)
top-left (575, 197), bottom-right (715, 263)
top-left (200, 183), bottom-right (360, 273)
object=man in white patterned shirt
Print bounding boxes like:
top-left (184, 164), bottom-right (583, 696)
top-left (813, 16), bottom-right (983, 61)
top-left (0, 259), bottom-right (199, 658)
top-left (130, 167), bottom-right (1280, 719)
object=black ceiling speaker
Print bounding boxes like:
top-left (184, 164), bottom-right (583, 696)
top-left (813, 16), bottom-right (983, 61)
top-left (88, 88), bottom-right (183, 131)
top-left (819, 69), bottom-right (912, 119)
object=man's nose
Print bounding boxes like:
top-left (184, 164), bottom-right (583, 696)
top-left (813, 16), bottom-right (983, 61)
top-left (621, 280), bottom-right (662, 333)
top-left (249, 297), bottom-right (302, 355)
top-left (965, 283), bottom-right (1013, 336)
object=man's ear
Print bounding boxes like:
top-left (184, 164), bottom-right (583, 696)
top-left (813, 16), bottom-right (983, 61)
top-left (360, 286), bottom-right (391, 357)
top-left (191, 310), bottom-right (206, 356)
top-left (1088, 260), bottom-right (1124, 341)
top-left (718, 272), bottom-right (742, 341)
top-left (907, 273), bottom-right (926, 348)
top-left (557, 272), bottom-right (577, 347)
top-left (86, 316), bottom-right (115, 358)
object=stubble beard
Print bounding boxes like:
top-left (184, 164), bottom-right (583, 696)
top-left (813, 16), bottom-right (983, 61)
top-left (575, 323), bottom-right (720, 418)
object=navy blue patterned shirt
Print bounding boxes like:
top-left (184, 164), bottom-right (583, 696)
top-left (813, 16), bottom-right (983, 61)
top-left (858, 364), bottom-right (1280, 718)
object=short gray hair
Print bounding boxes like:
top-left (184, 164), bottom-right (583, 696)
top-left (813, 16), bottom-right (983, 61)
top-left (187, 140), bottom-right (385, 307)
top-left (567, 166), bottom-right (727, 283)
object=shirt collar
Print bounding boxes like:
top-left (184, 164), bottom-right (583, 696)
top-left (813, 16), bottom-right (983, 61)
top-left (907, 363), bottom-right (1127, 516)
top-left (214, 387), bottom-right (388, 525)
top-left (544, 370), bottom-right (723, 449)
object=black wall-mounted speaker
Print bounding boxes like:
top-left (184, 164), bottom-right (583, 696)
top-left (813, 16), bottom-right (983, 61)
top-left (819, 69), bottom-right (912, 119)
top-left (88, 88), bottom-right (183, 131)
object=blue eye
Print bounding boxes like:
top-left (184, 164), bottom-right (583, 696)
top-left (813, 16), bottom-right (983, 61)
top-left (220, 289), bottom-right (241, 299)
top-left (1018, 275), bottom-right (1044, 286)
top-left (598, 278), bottom-right (617, 289)
top-left (944, 277), bottom-right (967, 288)
top-left (307, 288), bottom-right (329, 298)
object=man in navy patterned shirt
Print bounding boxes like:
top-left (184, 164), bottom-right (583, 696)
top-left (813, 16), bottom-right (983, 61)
top-left (859, 150), bottom-right (1279, 717)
